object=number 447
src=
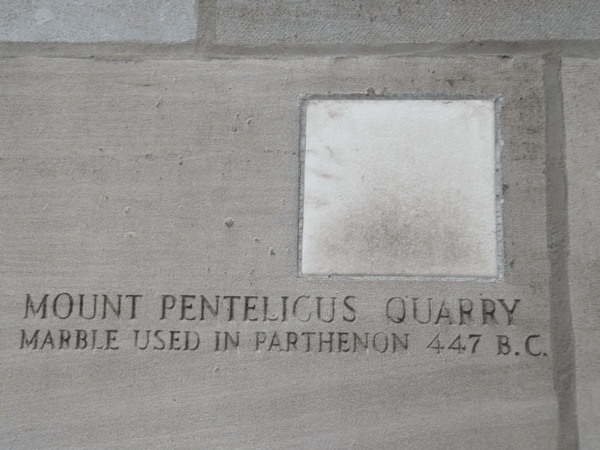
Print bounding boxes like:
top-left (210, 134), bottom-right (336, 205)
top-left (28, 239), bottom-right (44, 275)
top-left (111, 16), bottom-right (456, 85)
top-left (426, 334), bottom-right (482, 354)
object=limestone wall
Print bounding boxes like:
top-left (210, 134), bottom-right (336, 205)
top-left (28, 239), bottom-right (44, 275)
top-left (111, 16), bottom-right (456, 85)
top-left (0, 2), bottom-right (597, 449)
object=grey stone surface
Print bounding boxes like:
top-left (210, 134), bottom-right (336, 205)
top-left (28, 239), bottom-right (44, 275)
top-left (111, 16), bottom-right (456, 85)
top-left (0, 0), bottom-right (196, 43)
top-left (563, 58), bottom-right (600, 450)
top-left (0, 56), bottom-right (554, 449)
top-left (216, 0), bottom-right (600, 45)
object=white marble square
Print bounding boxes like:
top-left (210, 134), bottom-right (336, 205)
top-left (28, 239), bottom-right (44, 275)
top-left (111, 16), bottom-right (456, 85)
top-left (301, 99), bottom-right (499, 277)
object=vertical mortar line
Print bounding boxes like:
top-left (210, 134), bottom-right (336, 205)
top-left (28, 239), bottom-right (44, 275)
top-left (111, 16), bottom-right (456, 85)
top-left (544, 54), bottom-right (579, 450)
top-left (196, 0), bottom-right (217, 56)
top-left (297, 97), bottom-right (309, 276)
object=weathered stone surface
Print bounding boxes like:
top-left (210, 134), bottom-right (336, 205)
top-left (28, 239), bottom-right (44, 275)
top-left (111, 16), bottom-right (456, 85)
top-left (563, 58), bottom-right (600, 450)
top-left (302, 98), bottom-right (499, 278)
top-left (216, 0), bottom-right (600, 45)
top-left (0, 0), bottom-right (196, 43)
top-left (0, 56), bottom-right (553, 449)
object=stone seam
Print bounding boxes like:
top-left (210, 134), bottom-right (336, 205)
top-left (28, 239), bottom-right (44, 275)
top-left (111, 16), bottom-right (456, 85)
top-left (544, 55), bottom-right (579, 450)
top-left (196, 0), bottom-right (216, 52)
top-left (4, 40), bottom-right (600, 60)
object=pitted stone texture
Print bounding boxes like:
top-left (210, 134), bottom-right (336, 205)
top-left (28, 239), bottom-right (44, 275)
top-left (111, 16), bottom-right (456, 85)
top-left (0, 57), bottom-right (553, 450)
top-left (217, 0), bottom-right (600, 45)
top-left (563, 58), bottom-right (600, 450)
top-left (0, 0), bottom-right (196, 43)
top-left (302, 99), bottom-right (498, 278)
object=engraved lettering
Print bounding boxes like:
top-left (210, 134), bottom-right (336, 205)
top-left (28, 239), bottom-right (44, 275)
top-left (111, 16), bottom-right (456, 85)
top-left (20, 329), bottom-right (39, 349)
top-left (413, 298), bottom-right (432, 324)
top-left (293, 296), bottom-right (311, 322)
top-left (427, 333), bottom-right (444, 353)
top-left (105, 330), bottom-right (119, 350)
top-left (434, 300), bottom-right (453, 325)
top-left (255, 331), bottom-right (266, 351)
top-left (53, 293), bottom-right (74, 319)
top-left (525, 335), bottom-right (541, 356)
top-left (224, 296), bottom-right (241, 321)
top-left (281, 296), bottom-right (289, 322)
top-left (353, 332), bottom-right (369, 352)
top-left (184, 331), bottom-right (201, 351)
top-left (342, 296), bottom-right (356, 322)
top-left (181, 295), bottom-right (196, 320)
top-left (319, 332), bottom-right (334, 352)
top-left (244, 296), bottom-right (259, 322)
top-left (372, 333), bottom-right (388, 353)
top-left (24, 294), bottom-right (49, 319)
top-left (392, 333), bottom-right (409, 352)
top-left (316, 297), bottom-right (335, 323)
top-left (268, 332), bottom-right (282, 351)
top-left (91, 330), bottom-right (105, 350)
top-left (459, 299), bottom-right (473, 325)
top-left (262, 296), bottom-right (279, 322)
top-left (127, 295), bottom-right (141, 319)
top-left (468, 334), bottom-right (482, 353)
top-left (338, 332), bottom-right (350, 352)
top-left (40, 330), bottom-right (55, 349)
top-left (497, 299), bottom-right (520, 325)
top-left (200, 295), bottom-right (219, 320)
top-left (386, 297), bottom-right (406, 324)
top-left (215, 331), bottom-right (239, 351)
top-left (161, 295), bottom-right (176, 320)
top-left (76, 330), bottom-right (88, 349)
top-left (286, 332), bottom-right (298, 351)
top-left (79, 294), bottom-right (98, 319)
top-left (134, 330), bottom-right (150, 350)
top-left (59, 329), bottom-right (71, 349)
top-left (497, 335), bottom-right (511, 355)
top-left (154, 330), bottom-right (166, 350)
top-left (302, 332), bottom-right (316, 352)
top-left (169, 330), bottom-right (181, 350)
top-left (482, 299), bottom-right (498, 325)
top-left (101, 295), bottom-right (121, 319)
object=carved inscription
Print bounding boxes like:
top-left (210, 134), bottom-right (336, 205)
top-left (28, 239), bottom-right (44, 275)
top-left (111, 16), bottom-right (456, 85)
top-left (18, 293), bottom-right (548, 358)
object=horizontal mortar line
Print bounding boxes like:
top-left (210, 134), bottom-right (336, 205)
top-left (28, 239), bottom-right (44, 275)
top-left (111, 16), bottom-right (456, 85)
top-left (3, 40), bottom-right (600, 60)
top-left (207, 40), bottom-right (600, 59)
top-left (0, 42), bottom-right (200, 61)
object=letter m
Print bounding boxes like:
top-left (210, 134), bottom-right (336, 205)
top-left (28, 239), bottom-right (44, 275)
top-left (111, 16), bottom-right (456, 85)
top-left (25, 294), bottom-right (49, 319)
top-left (20, 329), bottom-right (39, 349)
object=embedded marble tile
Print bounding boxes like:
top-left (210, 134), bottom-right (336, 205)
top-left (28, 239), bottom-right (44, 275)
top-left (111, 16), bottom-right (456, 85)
top-left (301, 99), bottom-right (499, 278)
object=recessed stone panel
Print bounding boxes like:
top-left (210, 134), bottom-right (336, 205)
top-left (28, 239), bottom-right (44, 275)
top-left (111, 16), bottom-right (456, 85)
top-left (0, 56), bottom-right (554, 449)
top-left (301, 98), bottom-right (499, 278)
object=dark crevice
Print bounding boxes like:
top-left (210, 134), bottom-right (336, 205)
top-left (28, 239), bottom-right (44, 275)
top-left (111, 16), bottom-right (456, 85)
top-left (196, 0), bottom-right (217, 53)
top-left (544, 54), bottom-right (579, 450)
top-left (3, 40), bottom-right (600, 61)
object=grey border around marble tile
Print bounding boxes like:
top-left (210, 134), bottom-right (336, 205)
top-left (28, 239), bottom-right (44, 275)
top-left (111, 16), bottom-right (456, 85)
top-left (297, 93), bottom-right (504, 281)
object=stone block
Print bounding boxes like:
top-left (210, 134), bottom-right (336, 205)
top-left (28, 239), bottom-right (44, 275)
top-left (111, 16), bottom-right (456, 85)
top-left (563, 58), bottom-right (600, 450)
top-left (216, 0), bottom-right (600, 45)
top-left (0, 0), bottom-right (196, 43)
top-left (0, 56), bottom-right (554, 449)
